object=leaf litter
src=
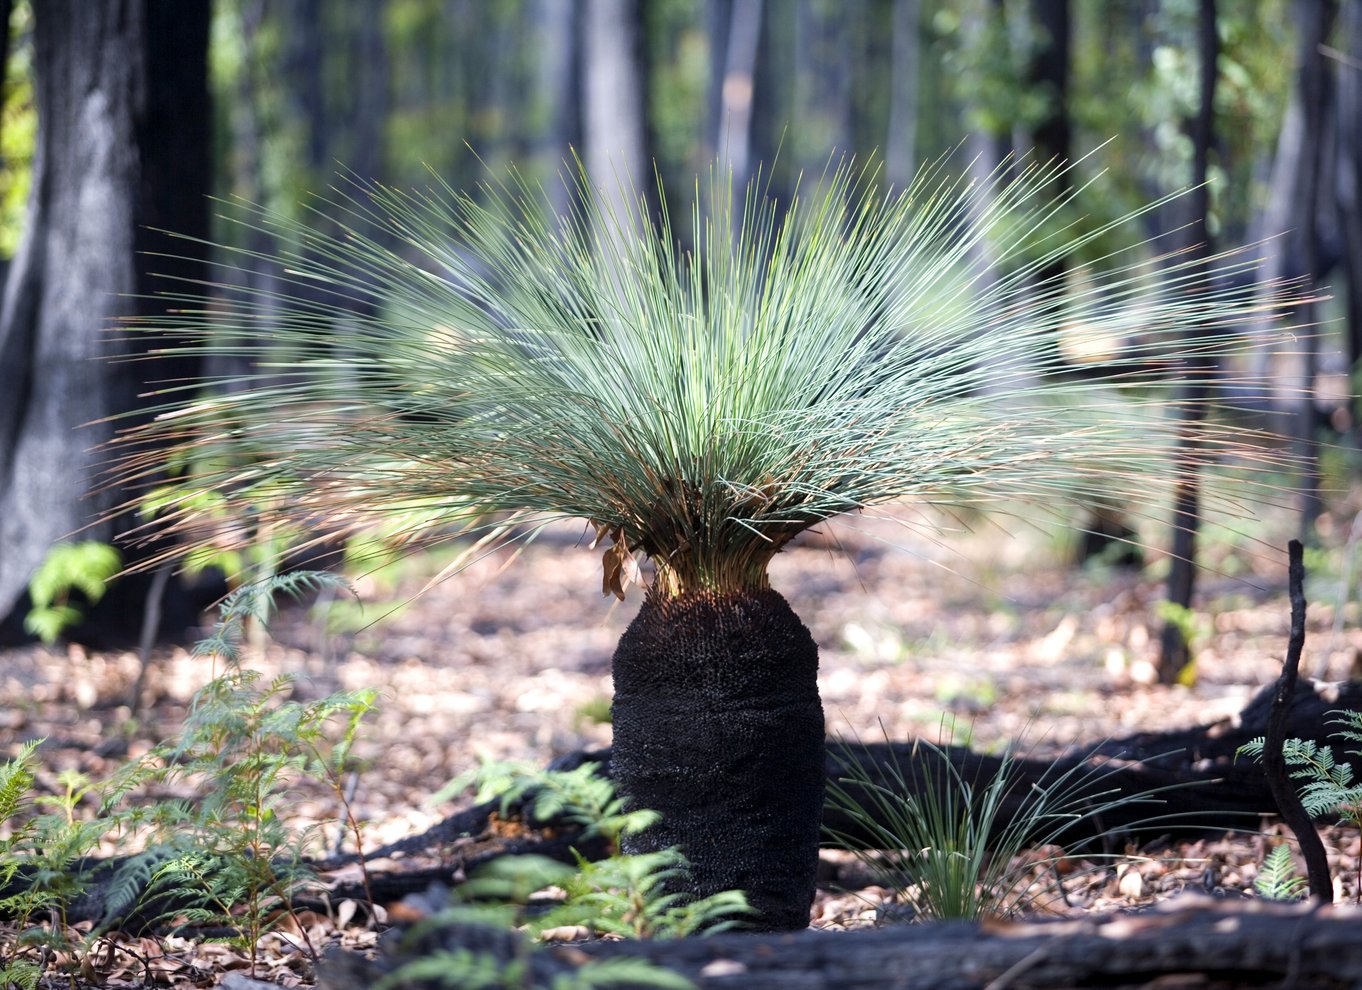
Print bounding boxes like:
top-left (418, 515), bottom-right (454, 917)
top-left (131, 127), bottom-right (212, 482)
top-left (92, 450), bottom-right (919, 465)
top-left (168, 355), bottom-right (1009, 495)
top-left (2, 512), bottom-right (1360, 986)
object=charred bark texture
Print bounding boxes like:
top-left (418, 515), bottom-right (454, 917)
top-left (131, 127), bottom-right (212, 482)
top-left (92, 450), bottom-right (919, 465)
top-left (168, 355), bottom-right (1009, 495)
top-left (317, 897), bottom-right (1362, 990)
top-left (611, 588), bottom-right (826, 931)
top-left (0, 0), bottom-right (211, 642)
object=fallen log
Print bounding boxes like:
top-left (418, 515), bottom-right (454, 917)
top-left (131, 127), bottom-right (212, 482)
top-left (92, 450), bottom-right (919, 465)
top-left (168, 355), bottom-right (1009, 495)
top-left (316, 895), bottom-right (1362, 990)
top-left (14, 677), bottom-right (1361, 928)
top-left (347, 675), bottom-right (1362, 876)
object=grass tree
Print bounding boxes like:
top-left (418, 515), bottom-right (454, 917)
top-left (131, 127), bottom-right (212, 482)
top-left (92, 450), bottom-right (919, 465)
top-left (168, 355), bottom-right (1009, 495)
top-left (111, 155), bottom-right (1298, 931)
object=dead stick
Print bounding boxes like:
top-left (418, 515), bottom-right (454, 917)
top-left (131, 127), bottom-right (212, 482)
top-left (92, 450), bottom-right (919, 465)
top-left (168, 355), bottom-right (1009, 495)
top-left (1262, 539), bottom-right (1332, 903)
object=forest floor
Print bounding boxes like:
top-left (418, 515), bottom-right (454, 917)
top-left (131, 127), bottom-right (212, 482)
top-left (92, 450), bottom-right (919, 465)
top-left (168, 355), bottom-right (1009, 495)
top-left (2, 508), bottom-right (1361, 987)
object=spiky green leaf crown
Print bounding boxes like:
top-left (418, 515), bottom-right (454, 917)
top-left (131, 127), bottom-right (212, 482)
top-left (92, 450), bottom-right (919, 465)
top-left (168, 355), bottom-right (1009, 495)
top-left (112, 155), bottom-right (1301, 597)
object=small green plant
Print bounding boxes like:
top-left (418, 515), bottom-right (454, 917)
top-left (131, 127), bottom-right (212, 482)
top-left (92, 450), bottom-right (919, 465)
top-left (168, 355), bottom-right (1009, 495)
top-left (439, 760), bottom-right (752, 940)
top-left (1239, 710), bottom-right (1362, 899)
top-left (374, 901), bottom-right (698, 990)
top-left (104, 572), bottom-right (376, 971)
top-left (374, 761), bottom-right (746, 990)
top-left (0, 742), bottom-right (118, 988)
top-left (1253, 843), bottom-right (1308, 901)
top-left (573, 696), bottom-right (613, 729)
top-left (0, 740), bottom-right (46, 990)
top-left (1152, 601), bottom-right (1207, 687)
top-left (0, 570), bottom-right (378, 985)
top-left (22, 541), bottom-right (121, 644)
top-left (825, 726), bottom-right (1173, 921)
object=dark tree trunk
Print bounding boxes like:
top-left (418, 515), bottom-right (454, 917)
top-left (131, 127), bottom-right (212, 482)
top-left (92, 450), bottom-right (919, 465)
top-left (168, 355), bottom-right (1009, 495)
top-left (0, 0), bottom-right (211, 641)
top-left (1290, 0), bottom-right (1336, 538)
top-left (1338, 0), bottom-right (1362, 440)
top-left (610, 588), bottom-right (825, 932)
top-left (709, 0), bottom-right (762, 189)
top-left (1027, 0), bottom-right (1070, 167)
top-left (1157, 0), bottom-right (1218, 684)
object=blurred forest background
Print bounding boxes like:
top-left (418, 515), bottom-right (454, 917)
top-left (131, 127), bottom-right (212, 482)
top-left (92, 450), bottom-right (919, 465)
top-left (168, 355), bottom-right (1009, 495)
top-left (0, 0), bottom-right (1356, 671)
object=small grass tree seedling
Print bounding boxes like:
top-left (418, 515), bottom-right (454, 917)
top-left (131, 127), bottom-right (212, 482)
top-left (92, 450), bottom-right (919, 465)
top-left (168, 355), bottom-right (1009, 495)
top-left (824, 727), bottom-right (1179, 921)
top-left (110, 152), bottom-right (1305, 929)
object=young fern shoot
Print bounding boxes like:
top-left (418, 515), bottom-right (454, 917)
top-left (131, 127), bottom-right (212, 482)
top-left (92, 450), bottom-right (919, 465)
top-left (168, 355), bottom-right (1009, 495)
top-left (110, 154), bottom-right (1304, 929)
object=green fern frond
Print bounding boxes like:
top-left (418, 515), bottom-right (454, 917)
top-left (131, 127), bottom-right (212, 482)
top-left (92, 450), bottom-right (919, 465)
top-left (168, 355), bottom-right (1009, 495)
top-left (0, 740), bottom-right (42, 830)
top-left (191, 570), bottom-right (352, 664)
top-left (561, 956), bottom-right (698, 990)
top-left (373, 948), bottom-right (526, 990)
top-left (97, 845), bottom-right (184, 931)
top-left (1239, 733), bottom-right (1362, 826)
top-left (0, 961), bottom-right (41, 990)
top-left (1328, 710), bottom-right (1362, 750)
top-left (1254, 843), bottom-right (1308, 901)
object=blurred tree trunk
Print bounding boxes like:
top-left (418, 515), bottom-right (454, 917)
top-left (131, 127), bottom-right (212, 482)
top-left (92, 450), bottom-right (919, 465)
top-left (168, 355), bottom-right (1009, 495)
top-left (964, 0), bottom-right (1012, 394)
top-left (1158, 0), bottom-right (1218, 684)
top-left (1028, 0), bottom-right (1070, 162)
top-left (531, 0), bottom-right (579, 214)
top-left (1336, 1), bottom-right (1362, 441)
top-left (1249, 1), bottom-right (1335, 533)
top-left (581, 0), bottom-right (654, 229)
top-left (708, 0), bottom-right (762, 189)
top-left (750, 0), bottom-right (793, 198)
top-left (0, 0), bottom-right (212, 640)
top-left (1027, 0), bottom-right (1070, 275)
top-left (348, 1), bottom-right (389, 187)
top-left (283, 0), bottom-right (328, 179)
top-left (885, 0), bottom-right (918, 188)
top-left (1288, 0), bottom-right (1335, 537)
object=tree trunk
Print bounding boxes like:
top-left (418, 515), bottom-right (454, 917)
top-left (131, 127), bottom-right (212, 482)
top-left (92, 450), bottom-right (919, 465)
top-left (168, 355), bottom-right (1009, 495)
top-left (0, 0), bottom-right (211, 639)
top-left (1157, 0), bottom-right (1218, 684)
top-left (1290, 0), bottom-right (1336, 539)
top-left (581, 0), bottom-right (651, 225)
top-left (1246, 1), bottom-right (1336, 475)
top-left (1338, 0), bottom-right (1362, 441)
top-left (885, 0), bottom-right (918, 189)
top-left (1027, 0), bottom-right (1070, 167)
top-left (610, 588), bottom-right (826, 932)
top-left (531, 0), bottom-right (579, 216)
top-left (794, 0), bottom-right (851, 163)
top-left (711, 0), bottom-right (762, 188)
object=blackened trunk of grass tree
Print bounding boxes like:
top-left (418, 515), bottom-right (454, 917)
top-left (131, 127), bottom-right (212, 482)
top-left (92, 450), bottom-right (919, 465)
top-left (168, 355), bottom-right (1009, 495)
top-left (610, 587), bottom-right (825, 932)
